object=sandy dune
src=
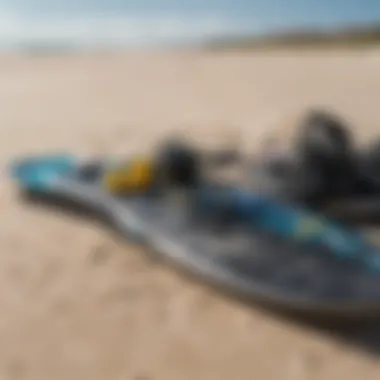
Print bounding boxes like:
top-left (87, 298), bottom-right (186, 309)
top-left (1, 48), bottom-right (380, 380)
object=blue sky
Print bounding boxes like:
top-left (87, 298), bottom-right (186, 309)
top-left (4, 0), bottom-right (380, 24)
top-left (0, 0), bottom-right (379, 48)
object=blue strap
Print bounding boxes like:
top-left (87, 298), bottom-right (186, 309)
top-left (201, 187), bottom-right (373, 264)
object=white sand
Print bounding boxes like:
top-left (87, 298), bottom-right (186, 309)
top-left (1, 48), bottom-right (380, 380)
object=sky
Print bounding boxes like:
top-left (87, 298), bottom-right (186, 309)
top-left (0, 0), bottom-right (379, 49)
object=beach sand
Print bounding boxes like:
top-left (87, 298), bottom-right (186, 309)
top-left (1, 48), bottom-right (380, 380)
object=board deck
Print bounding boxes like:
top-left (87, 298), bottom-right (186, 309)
top-left (13, 157), bottom-right (380, 318)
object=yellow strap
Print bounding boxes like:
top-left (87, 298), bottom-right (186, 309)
top-left (103, 158), bottom-right (154, 193)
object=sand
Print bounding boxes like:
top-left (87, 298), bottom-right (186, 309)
top-left (1, 48), bottom-right (380, 380)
